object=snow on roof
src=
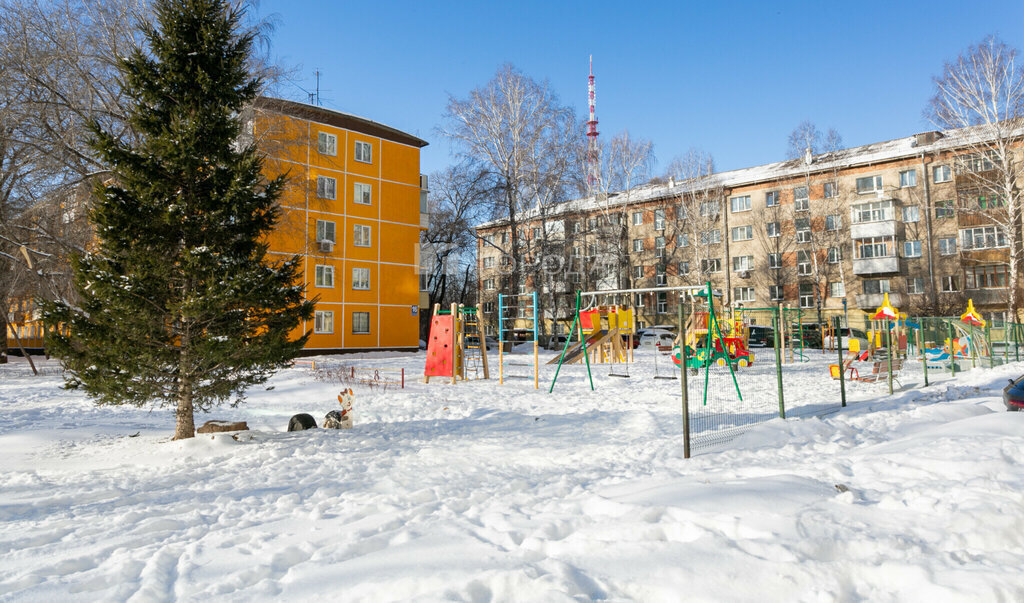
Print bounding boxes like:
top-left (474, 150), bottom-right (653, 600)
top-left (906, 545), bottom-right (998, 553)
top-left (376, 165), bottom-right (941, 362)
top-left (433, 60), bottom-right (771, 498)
top-left (475, 122), bottom-right (1022, 230)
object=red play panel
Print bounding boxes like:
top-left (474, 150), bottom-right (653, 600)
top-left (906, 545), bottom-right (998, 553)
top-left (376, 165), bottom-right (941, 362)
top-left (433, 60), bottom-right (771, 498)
top-left (424, 315), bottom-right (455, 377)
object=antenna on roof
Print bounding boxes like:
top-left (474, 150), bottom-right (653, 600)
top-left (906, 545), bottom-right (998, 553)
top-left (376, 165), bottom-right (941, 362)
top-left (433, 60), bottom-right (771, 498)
top-left (308, 69), bottom-right (323, 106)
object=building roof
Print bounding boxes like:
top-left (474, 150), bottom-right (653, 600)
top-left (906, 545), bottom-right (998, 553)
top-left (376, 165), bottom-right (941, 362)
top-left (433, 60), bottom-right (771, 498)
top-left (254, 97), bottom-right (429, 149)
top-left (475, 121), bottom-right (1021, 230)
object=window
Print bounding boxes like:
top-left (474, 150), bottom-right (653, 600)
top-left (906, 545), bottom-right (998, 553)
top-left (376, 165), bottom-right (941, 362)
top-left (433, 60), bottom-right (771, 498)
top-left (700, 230), bottom-right (721, 245)
top-left (654, 209), bottom-right (665, 230)
top-left (657, 292), bottom-right (668, 312)
top-left (316, 175), bottom-right (337, 200)
top-left (795, 218), bottom-right (811, 243)
top-left (633, 265), bottom-right (644, 278)
top-left (572, 246), bottom-right (582, 257)
top-left (634, 294), bottom-right (644, 308)
top-left (830, 281), bottom-right (845, 298)
top-left (352, 267), bottom-right (370, 290)
top-left (863, 279), bottom-right (891, 294)
top-left (655, 236), bottom-right (666, 257)
top-left (733, 255), bottom-right (753, 272)
top-left (968, 192), bottom-right (1008, 209)
top-left (587, 243), bottom-right (597, 257)
top-left (633, 238), bottom-right (644, 252)
top-left (851, 200), bottom-right (893, 223)
top-left (903, 240), bottom-right (922, 258)
top-left (570, 272), bottom-right (581, 284)
top-left (572, 222), bottom-right (582, 234)
top-left (587, 218), bottom-right (597, 230)
top-left (678, 261), bottom-right (690, 275)
top-left (765, 191), bottom-right (780, 207)
top-left (352, 311), bottom-right (370, 334)
top-left (823, 181), bottom-right (838, 199)
top-left (677, 233), bottom-right (689, 247)
top-left (825, 214), bottom-right (841, 231)
top-left (353, 224), bottom-right (371, 247)
top-left (799, 283), bottom-right (814, 308)
top-left (828, 247), bottom-right (841, 263)
top-left (734, 287), bottom-right (755, 303)
top-left (482, 257), bottom-right (494, 269)
top-left (960, 226), bottom-right (1008, 250)
top-left (354, 141), bottom-right (372, 163)
top-left (609, 214), bottom-right (621, 225)
top-left (856, 175), bottom-right (883, 194)
top-left (353, 182), bottom-right (372, 205)
top-left (701, 258), bottom-right (722, 273)
top-left (316, 219), bottom-right (336, 243)
top-left (632, 211), bottom-right (643, 226)
top-left (935, 200), bottom-right (955, 218)
top-left (676, 204), bottom-right (687, 220)
top-left (902, 206), bottom-right (920, 222)
top-left (482, 302), bottom-right (495, 313)
top-left (793, 186), bottom-right (809, 211)
top-left (940, 275), bottom-right (960, 292)
top-left (656, 265), bottom-right (667, 286)
top-left (484, 278), bottom-right (495, 290)
top-left (957, 151), bottom-right (997, 173)
top-left (769, 285), bottom-right (784, 301)
top-left (314, 310), bottom-right (333, 334)
top-left (933, 165), bottom-right (952, 183)
top-left (699, 201), bottom-right (720, 217)
top-left (766, 222), bottom-right (781, 238)
top-left (856, 237), bottom-right (893, 258)
top-left (899, 169), bottom-right (917, 188)
top-left (797, 250), bottom-right (812, 276)
top-left (532, 227), bottom-right (541, 239)
top-left (730, 195), bottom-right (751, 213)
top-left (731, 225), bottom-right (753, 241)
top-left (768, 253), bottom-right (782, 269)
top-left (314, 265), bottom-right (334, 288)
top-left (317, 132), bottom-right (337, 156)
top-left (938, 237), bottom-right (957, 256)
top-left (965, 264), bottom-right (1009, 289)
top-left (907, 277), bottom-right (925, 295)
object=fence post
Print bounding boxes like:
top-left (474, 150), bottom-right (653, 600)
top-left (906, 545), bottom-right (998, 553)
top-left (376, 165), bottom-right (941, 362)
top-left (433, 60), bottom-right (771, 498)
top-left (918, 327), bottom-right (928, 387)
top-left (948, 321), bottom-right (956, 377)
top-left (1003, 312), bottom-right (1008, 365)
top-left (835, 316), bottom-right (846, 408)
top-left (679, 298), bottom-right (690, 459)
top-left (773, 308), bottom-right (786, 419)
top-left (887, 325), bottom-right (894, 395)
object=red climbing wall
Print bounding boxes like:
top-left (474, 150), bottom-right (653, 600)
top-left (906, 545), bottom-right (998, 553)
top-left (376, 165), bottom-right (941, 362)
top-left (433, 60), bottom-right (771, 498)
top-left (424, 314), bottom-right (455, 377)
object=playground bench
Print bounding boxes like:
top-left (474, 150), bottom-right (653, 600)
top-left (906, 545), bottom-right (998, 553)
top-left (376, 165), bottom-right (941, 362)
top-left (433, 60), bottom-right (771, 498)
top-left (849, 358), bottom-right (904, 386)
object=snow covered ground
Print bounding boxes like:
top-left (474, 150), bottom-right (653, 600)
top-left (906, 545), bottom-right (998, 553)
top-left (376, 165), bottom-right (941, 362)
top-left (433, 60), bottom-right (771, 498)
top-left (2, 349), bottom-right (1023, 601)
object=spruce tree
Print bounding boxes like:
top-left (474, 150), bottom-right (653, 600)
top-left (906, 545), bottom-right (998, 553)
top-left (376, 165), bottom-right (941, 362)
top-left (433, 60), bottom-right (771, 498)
top-left (42, 0), bottom-right (313, 440)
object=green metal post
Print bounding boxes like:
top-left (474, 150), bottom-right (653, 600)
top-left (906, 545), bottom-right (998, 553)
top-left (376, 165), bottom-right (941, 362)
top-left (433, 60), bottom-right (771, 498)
top-left (970, 324), bottom-right (977, 370)
top-left (919, 327), bottom-right (928, 387)
top-left (679, 298), bottom-right (690, 459)
top-left (948, 321), bottom-right (956, 377)
top-left (985, 323), bottom-right (992, 368)
top-left (773, 308), bottom-right (786, 419)
top-left (835, 317), bottom-right (846, 408)
top-left (549, 292), bottom-right (593, 393)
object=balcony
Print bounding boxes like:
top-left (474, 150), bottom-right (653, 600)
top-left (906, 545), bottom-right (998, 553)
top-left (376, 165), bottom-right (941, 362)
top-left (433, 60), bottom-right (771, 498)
top-left (850, 219), bottom-right (896, 239)
top-left (853, 256), bottom-right (899, 275)
top-left (855, 292), bottom-right (904, 309)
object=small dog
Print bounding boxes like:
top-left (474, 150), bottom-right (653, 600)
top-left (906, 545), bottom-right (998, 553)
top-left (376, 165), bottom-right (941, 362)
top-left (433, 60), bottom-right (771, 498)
top-left (287, 413), bottom-right (317, 431)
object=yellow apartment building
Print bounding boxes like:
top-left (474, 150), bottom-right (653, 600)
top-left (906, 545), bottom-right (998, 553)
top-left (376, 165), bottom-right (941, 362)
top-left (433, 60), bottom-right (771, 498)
top-left (253, 97), bottom-right (429, 353)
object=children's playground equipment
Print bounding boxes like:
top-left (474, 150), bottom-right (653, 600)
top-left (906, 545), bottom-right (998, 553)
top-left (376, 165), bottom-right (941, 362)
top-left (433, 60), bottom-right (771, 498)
top-left (423, 303), bottom-right (490, 384)
top-left (677, 308), bottom-right (754, 370)
top-left (920, 299), bottom-right (992, 370)
top-left (549, 285), bottom-right (702, 392)
top-left (497, 293), bottom-right (540, 389)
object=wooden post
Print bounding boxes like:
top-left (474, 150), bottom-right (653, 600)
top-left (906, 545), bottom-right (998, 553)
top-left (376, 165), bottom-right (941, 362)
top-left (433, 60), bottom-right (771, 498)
top-left (478, 307), bottom-right (490, 379)
top-left (451, 302), bottom-right (458, 385)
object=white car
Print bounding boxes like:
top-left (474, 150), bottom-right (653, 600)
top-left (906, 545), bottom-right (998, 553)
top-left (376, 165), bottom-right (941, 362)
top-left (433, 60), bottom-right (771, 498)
top-left (638, 329), bottom-right (676, 350)
top-left (822, 328), bottom-right (870, 351)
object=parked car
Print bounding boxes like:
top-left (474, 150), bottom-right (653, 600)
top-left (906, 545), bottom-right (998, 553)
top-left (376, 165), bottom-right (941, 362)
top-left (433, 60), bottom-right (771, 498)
top-left (1003, 376), bottom-right (1024, 411)
top-left (747, 325), bottom-right (775, 347)
top-left (822, 328), bottom-right (870, 351)
top-left (789, 323), bottom-right (824, 349)
top-left (546, 335), bottom-right (570, 351)
top-left (638, 328), bottom-right (676, 350)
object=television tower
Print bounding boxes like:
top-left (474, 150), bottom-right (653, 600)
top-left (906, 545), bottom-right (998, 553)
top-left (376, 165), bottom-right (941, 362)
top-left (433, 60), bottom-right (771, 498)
top-left (586, 56), bottom-right (601, 194)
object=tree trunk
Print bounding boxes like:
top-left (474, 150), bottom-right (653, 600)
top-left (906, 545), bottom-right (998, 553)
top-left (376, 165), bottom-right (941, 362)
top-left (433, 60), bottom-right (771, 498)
top-left (0, 311), bottom-right (7, 364)
top-left (174, 325), bottom-right (195, 440)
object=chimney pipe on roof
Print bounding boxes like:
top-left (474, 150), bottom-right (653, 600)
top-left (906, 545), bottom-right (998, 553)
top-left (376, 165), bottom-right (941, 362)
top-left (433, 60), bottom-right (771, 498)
top-left (804, 147), bottom-right (813, 165)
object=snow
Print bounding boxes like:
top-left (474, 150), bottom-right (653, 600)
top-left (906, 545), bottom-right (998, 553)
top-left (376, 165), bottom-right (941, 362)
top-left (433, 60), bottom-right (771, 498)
top-left (2, 350), bottom-right (1024, 600)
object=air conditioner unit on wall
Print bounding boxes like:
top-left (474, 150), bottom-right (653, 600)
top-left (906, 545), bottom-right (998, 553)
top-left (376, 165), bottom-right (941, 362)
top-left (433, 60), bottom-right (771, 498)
top-left (318, 240), bottom-right (333, 253)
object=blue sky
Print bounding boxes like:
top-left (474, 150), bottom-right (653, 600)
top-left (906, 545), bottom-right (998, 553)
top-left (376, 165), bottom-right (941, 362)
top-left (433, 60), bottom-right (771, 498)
top-left (256, 0), bottom-right (1024, 179)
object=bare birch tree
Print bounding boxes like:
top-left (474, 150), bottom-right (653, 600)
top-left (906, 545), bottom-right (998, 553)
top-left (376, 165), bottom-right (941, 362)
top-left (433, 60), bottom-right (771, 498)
top-left (928, 36), bottom-right (1024, 318)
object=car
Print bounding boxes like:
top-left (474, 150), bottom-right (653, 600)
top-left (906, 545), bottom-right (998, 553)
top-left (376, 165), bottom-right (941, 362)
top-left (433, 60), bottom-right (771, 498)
top-left (546, 335), bottom-right (570, 351)
top-left (638, 328), bottom-right (676, 350)
top-left (747, 325), bottom-right (775, 347)
top-left (822, 327), bottom-right (870, 351)
top-left (1003, 375), bottom-right (1024, 411)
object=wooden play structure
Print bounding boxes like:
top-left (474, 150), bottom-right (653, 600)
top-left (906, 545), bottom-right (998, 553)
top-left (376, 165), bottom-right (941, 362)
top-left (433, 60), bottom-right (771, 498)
top-left (423, 303), bottom-right (489, 384)
top-left (546, 304), bottom-right (634, 367)
top-left (498, 292), bottom-right (540, 389)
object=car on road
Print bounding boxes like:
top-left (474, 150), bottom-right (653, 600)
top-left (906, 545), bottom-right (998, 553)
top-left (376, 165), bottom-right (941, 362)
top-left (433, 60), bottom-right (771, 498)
top-left (1003, 375), bottom-right (1024, 411)
top-left (747, 325), bottom-right (775, 347)
top-left (822, 328), bottom-right (871, 351)
top-left (638, 328), bottom-right (676, 350)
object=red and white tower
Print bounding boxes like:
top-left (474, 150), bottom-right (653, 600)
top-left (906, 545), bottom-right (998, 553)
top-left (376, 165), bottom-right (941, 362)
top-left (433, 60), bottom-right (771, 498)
top-left (586, 56), bottom-right (601, 194)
